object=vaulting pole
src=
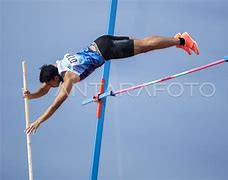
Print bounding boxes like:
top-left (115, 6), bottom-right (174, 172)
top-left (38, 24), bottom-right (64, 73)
top-left (22, 61), bottom-right (34, 180)
top-left (90, 0), bottom-right (118, 180)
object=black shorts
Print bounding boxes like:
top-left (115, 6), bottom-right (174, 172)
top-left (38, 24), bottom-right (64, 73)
top-left (94, 35), bottom-right (134, 60)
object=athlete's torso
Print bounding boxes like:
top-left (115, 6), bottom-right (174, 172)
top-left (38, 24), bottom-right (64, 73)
top-left (56, 46), bottom-right (105, 81)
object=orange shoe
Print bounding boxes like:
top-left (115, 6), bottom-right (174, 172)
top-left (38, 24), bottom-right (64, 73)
top-left (181, 32), bottom-right (200, 55)
top-left (175, 33), bottom-right (192, 55)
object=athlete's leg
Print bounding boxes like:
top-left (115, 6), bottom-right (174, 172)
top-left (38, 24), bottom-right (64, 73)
top-left (133, 36), bottom-right (180, 55)
top-left (134, 33), bottom-right (200, 55)
top-left (93, 34), bottom-right (198, 60)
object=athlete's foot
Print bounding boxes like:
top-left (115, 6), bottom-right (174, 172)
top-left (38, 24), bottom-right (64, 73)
top-left (175, 33), bottom-right (192, 55)
top-left (181, 32), bottom-right (200, 55)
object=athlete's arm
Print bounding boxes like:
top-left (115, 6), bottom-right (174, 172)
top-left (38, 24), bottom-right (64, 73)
top-left (22, 83), bottom-right (51, 99)
top-left (25, 72), bottom-right (78, 135)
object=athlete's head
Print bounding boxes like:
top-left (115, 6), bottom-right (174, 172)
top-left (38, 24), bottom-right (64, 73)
top-left (39, 64), bottom-right (62, 87)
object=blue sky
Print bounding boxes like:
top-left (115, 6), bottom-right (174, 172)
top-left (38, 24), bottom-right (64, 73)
top-left (1, 0), bottom-right (228, 180)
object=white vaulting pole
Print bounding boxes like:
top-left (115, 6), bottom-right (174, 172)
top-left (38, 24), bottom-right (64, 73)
top-left (22, 61), bottom-right (34, 180)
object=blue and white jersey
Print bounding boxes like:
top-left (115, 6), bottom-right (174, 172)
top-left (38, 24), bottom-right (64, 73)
top-left (56, 47), bottom-right (105, 81)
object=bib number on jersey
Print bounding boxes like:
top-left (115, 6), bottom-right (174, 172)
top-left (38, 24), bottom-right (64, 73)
top-left (64, 54), bottom-right (81, 65)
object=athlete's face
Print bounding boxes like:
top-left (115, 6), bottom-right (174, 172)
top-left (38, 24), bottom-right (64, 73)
top-left (47, 76), bottom-right (61, 88)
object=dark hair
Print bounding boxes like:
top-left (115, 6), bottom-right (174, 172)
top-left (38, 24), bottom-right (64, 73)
top-left (39, 64), bottom-right (60, 83)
